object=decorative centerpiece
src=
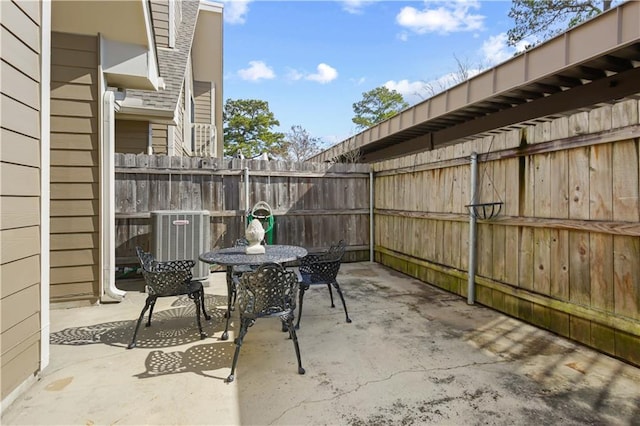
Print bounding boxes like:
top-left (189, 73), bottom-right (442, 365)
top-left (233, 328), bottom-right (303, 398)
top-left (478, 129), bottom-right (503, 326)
top-left (244, 218), bottom-right (265, 254)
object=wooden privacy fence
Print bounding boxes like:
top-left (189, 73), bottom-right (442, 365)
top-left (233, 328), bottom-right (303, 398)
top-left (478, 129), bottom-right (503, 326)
top-left (373, 99), bottom-right (640, 367)
top-left (114, 155), bottom-right (371, 265)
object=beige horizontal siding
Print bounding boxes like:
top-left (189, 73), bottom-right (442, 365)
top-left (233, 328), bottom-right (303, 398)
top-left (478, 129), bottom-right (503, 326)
top-left (1, 334), bottom-right (39, 400)
top-left (50, 233), bottom-right (98, 251)
top-left (1, 60), bottom-right (40, 109)
top-left (151, 123), bottom-right (168, 155)
top-left (1, 27), bottom-right (39, 81)
top-left (50, 217), bottom-right (98, 234)
top-left (0, 162), bottom-right (39, 196)
top-left (0, 0), bottom-right (42, 402)
top-left (50, 200), bottom-right (99, 217)
top-left (0, 284), bottom-right (39, 333)
top-left (1, 94), bottom-right (40, 139)
top-left (116, 120), bottom-right (148, 154)
top-left (0, 129), bottom-right (40, 168)
top-left (151, 0), bottom-right (170, 48)
top-left (50, 32), bottom-right (100, 304)
top-left (0, 196), bottom-right (40, 230)
top-left (0, 226), bottom-right (39, 265)
top-left (50, 282), bottom-right (96, 300)
top-left (51, 132), bottom-right (97, 150)
top-left (10, 0), bottom-right (40, 25)
top-left (50, 166), bottom-right (98, 183)
top-left (50, 150), bottom-right (98, 167)
top-left (0, 255), bottom-right (40, 299)
top-left (50, 249), bottom-right (98, 268)
top-left (193, 81), bottom-right (211, 123)
top-left (1, 314), bottom-right (40, 359)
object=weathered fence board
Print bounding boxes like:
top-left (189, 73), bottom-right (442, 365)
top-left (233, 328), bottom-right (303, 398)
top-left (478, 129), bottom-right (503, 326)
top-left (372, 100), bottom-right (640, 367)
top-left (115, 155), bottom-right (371, 264)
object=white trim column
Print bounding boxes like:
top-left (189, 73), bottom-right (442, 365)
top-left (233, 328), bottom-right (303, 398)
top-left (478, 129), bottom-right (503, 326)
top-left (40, 0), bottom-right (52, 370)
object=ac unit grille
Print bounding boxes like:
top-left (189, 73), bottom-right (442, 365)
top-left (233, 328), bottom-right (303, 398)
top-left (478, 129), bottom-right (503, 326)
top-left (150, 210), bottom-right (210, 280)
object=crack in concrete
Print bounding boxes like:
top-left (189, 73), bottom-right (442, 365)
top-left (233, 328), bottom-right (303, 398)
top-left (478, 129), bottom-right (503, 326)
top-left (267, 359), bottom-right (508, 425)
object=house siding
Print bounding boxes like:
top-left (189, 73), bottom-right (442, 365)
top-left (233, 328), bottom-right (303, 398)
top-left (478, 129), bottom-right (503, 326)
top-left (150, 0), bottom-right (169, 48)
top-left (50, 31), bottom-right (99, 303)
top-left (151, 123), bottom-right (168, 155)
top-left (193, 80), bottom-right (211, 123)
top-left (115, 120), bottom-right (148, 154)
top-left (0, 0), bottom-right (42, 401)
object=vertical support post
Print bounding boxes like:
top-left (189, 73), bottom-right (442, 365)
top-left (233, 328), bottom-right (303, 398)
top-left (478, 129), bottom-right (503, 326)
top-left (244, 167), bottom-right (250, 226)
top-left (369, 170), bottom-right (374, 262)
top-left (467, 152), bottom-right (478, 305)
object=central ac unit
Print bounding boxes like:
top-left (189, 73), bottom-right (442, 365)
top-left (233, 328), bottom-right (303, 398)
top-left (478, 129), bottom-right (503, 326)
top-left (150, 210), bottom-right (211, 280)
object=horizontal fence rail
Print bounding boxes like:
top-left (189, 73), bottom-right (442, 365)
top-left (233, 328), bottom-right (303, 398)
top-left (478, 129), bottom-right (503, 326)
top-left (372, 99), bottom-right (640, 367)
top-left (114, 154), bottom-right (371, 266)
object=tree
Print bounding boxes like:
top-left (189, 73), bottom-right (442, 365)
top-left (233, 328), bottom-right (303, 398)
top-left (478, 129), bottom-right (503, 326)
top-left (284, 125), bottom-right (322, 162)
top-left (507, 0), bottom-right (612, 47)
top-left (352, 86), bottom-right (409, 130)
top-left (223, 99), bottom-right (286, 158)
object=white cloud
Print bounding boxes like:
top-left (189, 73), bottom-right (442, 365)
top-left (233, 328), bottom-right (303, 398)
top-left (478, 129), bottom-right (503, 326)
top-left (384, 79), bottom-right (431, 105)
top-left (481, 33), bottom-right (512, 65)
top-left (285, 68), bottom-right (304, 81)
top-left (305, 63), bottom-right (338, 84)
top-left (223, 0), bottom-right (251, 24)
top-left (340, 0), bottom-right (374, 14)
top-left (396, 0), bottom-right (484, 35)
top-left (238, 61), bottom-right (275, 81)
top-left (480, 33), bottom-right (535, 66)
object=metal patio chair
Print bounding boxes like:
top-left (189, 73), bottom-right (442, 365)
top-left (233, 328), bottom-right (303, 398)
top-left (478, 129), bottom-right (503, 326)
top-left (227, 262), bottom-right (305, 383)
top-left (296, 240), bottom-right (352, 329)
top-left (128, 246), bottom-right (211, 349)
top-left (221, 238), bottom-right (256, 340)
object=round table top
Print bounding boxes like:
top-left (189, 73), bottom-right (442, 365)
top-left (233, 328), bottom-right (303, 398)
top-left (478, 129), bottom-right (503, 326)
top-left (199, 244), bottom-right (307, 266)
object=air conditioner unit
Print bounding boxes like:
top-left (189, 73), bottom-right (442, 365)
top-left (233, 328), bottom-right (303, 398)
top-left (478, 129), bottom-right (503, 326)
top-left (150, 210), bottom-right (211, 280)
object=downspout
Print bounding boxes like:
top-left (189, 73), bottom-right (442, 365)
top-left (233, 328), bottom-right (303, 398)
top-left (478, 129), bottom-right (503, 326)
top-left (147, 122), bottom-right (153, 155)
top-left (369, 170), bottom-right (374, 262)
top-left (101, 89), bottom-right (126, 301)
top-left (467, 152), bottom-right (478, 305)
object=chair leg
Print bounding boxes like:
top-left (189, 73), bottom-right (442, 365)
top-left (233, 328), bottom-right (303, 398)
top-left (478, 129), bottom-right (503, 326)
top-left (128, 297), bottom-right (153, 349)
top-left (200, 288), bottom-right (211, 321)
top-left (146, 298), bottom-right (157, 327)
top-left (326, 283), bottom-right (335, 308)
top-left (283, 316), bottom-right (305, 375)
top-left (332, 280), bottom-right (352, 323)
top-left (295, 285), bottom-right (308, 329)
top-left (226, 317), bottom-right (252, 383)
top-left (192, 290), bottom-right (207, 340)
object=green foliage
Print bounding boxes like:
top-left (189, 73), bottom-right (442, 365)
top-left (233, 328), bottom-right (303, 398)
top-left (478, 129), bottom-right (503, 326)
top-left (223, 99), bottom-right (286, 158)
top-left (284, 125), bottom-right (322, 162)
top-left (352, 86), bottom-right (409, 130)
top-left (507, 0), bottom-right (611, 47)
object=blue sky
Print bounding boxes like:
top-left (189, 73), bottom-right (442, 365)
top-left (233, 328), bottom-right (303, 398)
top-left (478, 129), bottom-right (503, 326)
top-left (221, 0), bottom-right (531, 147)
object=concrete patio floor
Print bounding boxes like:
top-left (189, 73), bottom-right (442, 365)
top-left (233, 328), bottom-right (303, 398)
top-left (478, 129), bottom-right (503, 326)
top-left (2, 262), bottom-right (640, 425)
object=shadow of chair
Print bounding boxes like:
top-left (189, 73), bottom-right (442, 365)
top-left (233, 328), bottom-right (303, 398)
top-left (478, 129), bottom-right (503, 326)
top-left (129, 247), bottom-right (211, 349)
top-left (227, 263), bottom-right (305, 383)
top-left (296, 240), bottom-right (352, 329)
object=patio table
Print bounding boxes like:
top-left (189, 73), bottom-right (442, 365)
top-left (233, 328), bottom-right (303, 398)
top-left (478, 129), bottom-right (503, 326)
top-left (199, 244), bottom-right (308, 340)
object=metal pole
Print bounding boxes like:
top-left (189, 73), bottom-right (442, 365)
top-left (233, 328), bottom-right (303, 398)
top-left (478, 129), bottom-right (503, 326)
top-left (369, 170), bottom-right (374, 262)
top-left (244, 167), bottom-right (250, 226)
top-left (468, 152), bottom-right (478, 305)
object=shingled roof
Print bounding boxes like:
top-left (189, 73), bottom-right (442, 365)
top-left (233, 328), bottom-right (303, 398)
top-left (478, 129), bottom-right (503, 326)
top-left (121, 0), bottom-right (199, 118)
